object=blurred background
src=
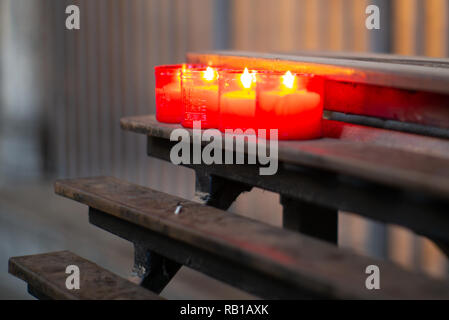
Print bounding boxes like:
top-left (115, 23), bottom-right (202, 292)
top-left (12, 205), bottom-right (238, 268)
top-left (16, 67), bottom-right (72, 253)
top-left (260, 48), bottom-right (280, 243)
top-left (0, 0), bottom-right (448, 299)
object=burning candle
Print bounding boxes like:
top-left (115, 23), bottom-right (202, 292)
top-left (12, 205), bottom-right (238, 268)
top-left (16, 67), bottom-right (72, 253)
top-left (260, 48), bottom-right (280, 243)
top-left (256, 71), bottom-right (324, 140)
top-left (155, 64), bottom-right (205, 123)
top-left (154, 64), bottom-right (183, 123)
top-left (219, 68), bottom-right (257, 132)
top-left (181, 67), bottom-right (219, 129)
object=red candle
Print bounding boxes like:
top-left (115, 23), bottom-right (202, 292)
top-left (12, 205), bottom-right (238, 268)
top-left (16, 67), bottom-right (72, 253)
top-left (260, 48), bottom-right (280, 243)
top-left (256, 71), bottom-right (324, 140)
top-left (219, 68), bottom-right (257, 132)
top-left (155, 64), bottom-right (183, 123)
top-left (182, 67), bottom-right (219, 129)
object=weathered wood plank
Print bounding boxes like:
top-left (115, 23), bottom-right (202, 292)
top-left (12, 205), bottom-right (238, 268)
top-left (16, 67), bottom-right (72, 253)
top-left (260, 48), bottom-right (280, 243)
top-left (120, 115), bottom-right (449, 199)
top-left (9, 250), bottom-right (162, 300)
top-left (54, 177), bottom-right (449, 299)
top-left (323, 120), bottom-right (449, 159)
top-left (286, 51), bottom-right (449, 67)
top-left (88, 208), bottom-right (311, 299)
top-left (187, 51), bottom-right (449, 94)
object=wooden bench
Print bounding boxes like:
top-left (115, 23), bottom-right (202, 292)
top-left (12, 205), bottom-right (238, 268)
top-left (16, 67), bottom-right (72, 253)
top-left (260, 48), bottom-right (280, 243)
top-left (13, 51), bottom-right (449, 299)
top-left (119, 51), bottom-right (449, 298)
top-left (9, 250), bottom-right (162, 300)
top-left (54, 176), bottom-right (449, 299)
top-left (119, 51), bottom-right (449, 253)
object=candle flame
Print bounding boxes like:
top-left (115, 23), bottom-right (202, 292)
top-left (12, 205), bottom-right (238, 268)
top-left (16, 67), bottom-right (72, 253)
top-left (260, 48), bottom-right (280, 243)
top-left (178, 64), bottom-right (189, 82)
top-left (203, 66), bottom-right (216, 82)
top-left (282, 71), bottom-right (295, 89)
top-left (240, 67), bottom-right (255, 89)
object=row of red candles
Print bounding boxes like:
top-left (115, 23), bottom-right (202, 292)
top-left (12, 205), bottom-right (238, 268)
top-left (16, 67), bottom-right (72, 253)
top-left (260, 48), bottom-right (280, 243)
top-left (155, 64), bottom-right (324, 140)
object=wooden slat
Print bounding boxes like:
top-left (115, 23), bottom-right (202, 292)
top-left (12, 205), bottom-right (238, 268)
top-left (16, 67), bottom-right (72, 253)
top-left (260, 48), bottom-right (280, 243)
top-left (187, 51), bottom-right (449, 95)
top-left (54, 176), bottom-right (449, 299)
top-left (280, 51), bottom-right (449, 67)
top-left (323, 120), bottom-right (449, 159)
top-left (9, 251), bottom-right (162, 300)
top-left (120, 115), bottom-right (449, 199)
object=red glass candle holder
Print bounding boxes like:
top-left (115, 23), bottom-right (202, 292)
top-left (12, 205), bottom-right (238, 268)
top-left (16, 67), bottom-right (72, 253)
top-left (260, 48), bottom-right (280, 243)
top-left (256, 71), bottom-right (324, 140)
top-left (155, 64), bottom-right (204, 123)
top-left (219, 68), bottom-right (258, 132)
top-left (181, 67), bottom-right (219, 129)
top-left (155, 64), bottom-right (183, 123)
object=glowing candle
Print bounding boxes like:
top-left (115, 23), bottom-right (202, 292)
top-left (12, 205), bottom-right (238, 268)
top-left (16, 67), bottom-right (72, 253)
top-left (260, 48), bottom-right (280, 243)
top-left (154, 64), bottom-right (184, 123)
top-left (155, 64), bottom-right (206, 123)
top-left (182, 67), bottom-right (219, 129)
top-left (256, 71), bottom-right (324, 140)
top-left (219, 68), bottom-right (257, 131)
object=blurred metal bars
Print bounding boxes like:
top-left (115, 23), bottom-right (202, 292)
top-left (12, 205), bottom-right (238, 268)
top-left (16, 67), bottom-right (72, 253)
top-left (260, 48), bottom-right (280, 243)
top-left (327, 0), bottom-right (344, 51)
top-left (393, 0), bottom-right (419, 55)
top-left (230, 0), bottom-right (368, 52)
top-left (424, 0), bottom-right (448, 57)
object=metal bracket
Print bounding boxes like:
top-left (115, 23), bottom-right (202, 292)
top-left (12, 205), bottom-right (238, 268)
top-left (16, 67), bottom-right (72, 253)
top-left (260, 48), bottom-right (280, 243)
top-left (195, 168), bottom-right (253, 210)
top-left (89, 208), bottom-right (181, 293)
top-left (280, 195), bottom-right (338, 244)
top-left (133, 243), bottom-right (181, 293)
